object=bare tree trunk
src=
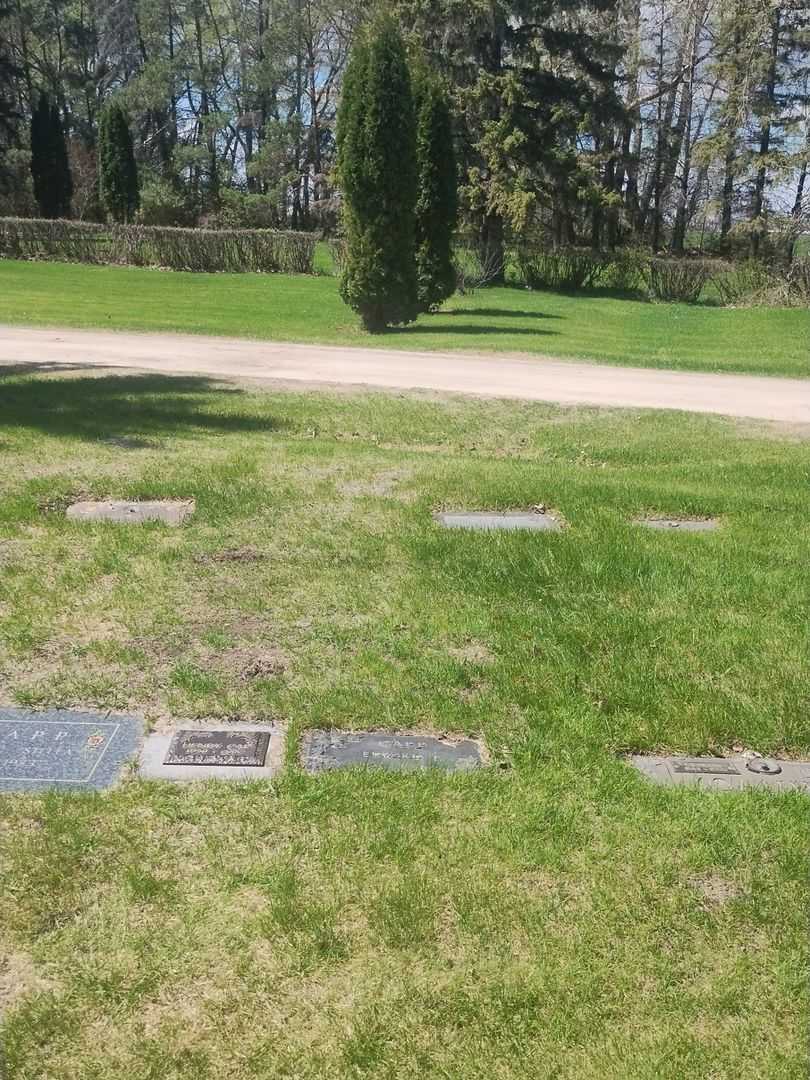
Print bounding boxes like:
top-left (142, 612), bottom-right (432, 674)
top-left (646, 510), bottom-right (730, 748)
top-left (672, 0), bottom-right (707, 253)
top-left (793, 158), bottom-right (808, 218)
top-left (474, 14), bottom-right (506, 281)
top-left (620, 0), bottom-right (643, 238)
top-left (650, 5), bottom-right (666, 251)
top-left (720, 22), bottom-right (744, 241)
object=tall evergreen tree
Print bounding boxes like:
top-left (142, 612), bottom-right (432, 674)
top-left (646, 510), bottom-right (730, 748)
top-left (52, 102), bottom-right (73, 217)
top-left (336, 16), bottom-right (419, 332)
top-left (30, 95), bottom-right (53, 217)
top-left (413, 64), bottom-right (457, 311)
top-left (398, 0), bottom-right (624, 258)
top-left (0, 2), bottom-right (21, 197)
top-left (98, 100), bottom-right (140, 223)
top-left (30, 95), bottom-right (72, 218)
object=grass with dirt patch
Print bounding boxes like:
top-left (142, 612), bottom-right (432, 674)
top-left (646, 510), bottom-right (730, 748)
top-left (0, 369), bottom-right (808, 1079)
top-left (1, 258), bottom-right (809, 377)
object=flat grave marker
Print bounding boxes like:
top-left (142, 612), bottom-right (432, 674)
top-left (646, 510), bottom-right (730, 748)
top-left (302, 730), bottom-right (485, 774)
top-left (630, 754), bottom-right (810, 794)
top-left (164, 729), bottom-right (270, 767)
top-left (138, 723), bottom-right (282, 782)
top-left (435, 510), bottom-right (563, 533)
top-left (0, 708), bottom-right (143, 793)
top-left (634, 517), bottom-right (719, 532)
top-left (66, 500), bottom-right (194, 526)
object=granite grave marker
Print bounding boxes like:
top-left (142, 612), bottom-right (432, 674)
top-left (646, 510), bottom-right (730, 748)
top-left (630, 754), bottom-right (810, 793)
top-left (302, 730), bottom-right (485, 774)
top-left (0, 708), bottom-right (143, 792)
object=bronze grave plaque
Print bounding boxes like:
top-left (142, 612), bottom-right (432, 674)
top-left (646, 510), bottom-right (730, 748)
top-left (164, 729), bottom-right (270, 767)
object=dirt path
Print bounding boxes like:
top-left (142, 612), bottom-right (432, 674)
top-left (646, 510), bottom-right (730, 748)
top-left (1, 325), bottom-right (808, 423)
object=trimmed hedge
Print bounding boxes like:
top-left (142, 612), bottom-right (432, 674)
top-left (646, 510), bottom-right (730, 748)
top-left (0, 217), bottom-right (317, 274)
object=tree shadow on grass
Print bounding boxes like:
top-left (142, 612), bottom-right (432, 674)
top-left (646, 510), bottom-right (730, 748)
top-left (0, 368), bottom-right (289, 442)
top-left (438, 307), bottom-right (564, 321)
top-left (384, 323), bottom-right (560, 338)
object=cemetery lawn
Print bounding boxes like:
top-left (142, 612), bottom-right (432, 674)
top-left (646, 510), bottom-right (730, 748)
top-left (1, 368), bottom-right (808, 1079)
top-left (2, 258), bottom-right (810, 377)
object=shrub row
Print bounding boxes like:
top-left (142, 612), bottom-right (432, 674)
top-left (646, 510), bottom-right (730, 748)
top-left (711, 258), bottom-right (810, 308)
top-left (515, 246), bottom-right (810, 306)
top-left (516, 247), bottom-right (649, 296)
top-left (646, 258), bottom-right (709, 303)
top-left (0, 217), bottom-right (317, 274)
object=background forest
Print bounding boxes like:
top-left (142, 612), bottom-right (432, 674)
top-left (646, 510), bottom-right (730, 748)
top-left (0, 0), bottom-right (808, 262)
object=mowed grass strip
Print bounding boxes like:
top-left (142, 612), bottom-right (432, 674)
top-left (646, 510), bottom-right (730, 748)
top-left (1, 257), bottom-right (809, 377)
top-left (0, 370), bottom-right (808, 1079)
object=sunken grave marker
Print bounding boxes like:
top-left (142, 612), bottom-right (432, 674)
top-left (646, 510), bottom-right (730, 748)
top-left (302, 730), bottom-right (485, 774)
top-left (66, 500), bottom-right (194, 525)
top-left (434, 510), bottom-right (563, 533)
top-left (634, 517), bottom-right (719, 532)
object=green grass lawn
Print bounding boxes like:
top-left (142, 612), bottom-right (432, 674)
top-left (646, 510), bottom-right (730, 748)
top-left (0, 369), bottom-right (808, 1078)
top-left (1, 258), bottom-right (808, 377)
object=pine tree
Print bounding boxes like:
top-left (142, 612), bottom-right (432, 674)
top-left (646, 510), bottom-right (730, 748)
top-left (336, 16), bottom-right (419, 333)
top-left (398, 0), bottom-right (624, 259)
top-left (98, 99), bottom-right (140, 223)
top-left (413, 64), bottom-right (457, 311)
top-left (30, 94), bottom-right (72, 218)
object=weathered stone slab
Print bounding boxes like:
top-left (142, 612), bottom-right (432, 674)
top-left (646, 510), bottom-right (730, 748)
top-left (66, 500), bottom-right (194, 525)
top-left (0, 708), bottom-right (143, 793)
top-left (634, 517), bottom-right (719, 532)
top-left (434, 511), bottom-right (562, 532)
top-left (302, 730), bottom-right (485, 774)
top-left (138, 723), bottom-right (283, 782)
top-left (630, 754), bottom-right (810, 794)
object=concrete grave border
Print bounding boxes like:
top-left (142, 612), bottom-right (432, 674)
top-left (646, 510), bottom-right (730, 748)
top-left (138, 721), bottom-right (284, 782)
